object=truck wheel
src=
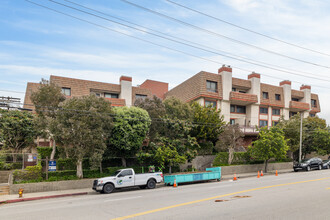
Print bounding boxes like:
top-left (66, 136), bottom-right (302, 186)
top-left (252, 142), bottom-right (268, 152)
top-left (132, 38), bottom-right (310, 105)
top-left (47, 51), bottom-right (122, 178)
top-left (147, 179), bottom-right (156, 189)
top-left (103, 183), bottom-right (114, 194)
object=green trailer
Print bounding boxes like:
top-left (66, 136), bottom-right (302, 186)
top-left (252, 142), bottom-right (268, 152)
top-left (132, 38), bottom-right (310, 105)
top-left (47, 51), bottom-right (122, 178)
top-left (164, 167), bottom-right (221, 186)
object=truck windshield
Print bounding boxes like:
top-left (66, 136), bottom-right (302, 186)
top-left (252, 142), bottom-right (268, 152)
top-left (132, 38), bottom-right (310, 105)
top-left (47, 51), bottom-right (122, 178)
top-left (113, 170), bottom-right (121, 176)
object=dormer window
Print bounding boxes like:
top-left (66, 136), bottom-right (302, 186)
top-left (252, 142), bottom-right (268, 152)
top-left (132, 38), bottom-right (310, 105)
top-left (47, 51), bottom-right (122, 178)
top-left (206, 81), bottom-right (217, 93)
top-left (311, 99), bottom-right (317, 108)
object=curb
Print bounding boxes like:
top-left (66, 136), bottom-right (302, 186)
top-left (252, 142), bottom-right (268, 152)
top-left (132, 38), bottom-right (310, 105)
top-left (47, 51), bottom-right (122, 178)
top-left (0, 192), bottom-right (88, 205)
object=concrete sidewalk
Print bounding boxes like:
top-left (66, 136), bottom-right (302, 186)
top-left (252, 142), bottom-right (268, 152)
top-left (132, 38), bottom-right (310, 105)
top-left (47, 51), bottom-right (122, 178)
top-left (0, 169), bottom-right (293, 204)
top-left (221, 169), bottom-right (293, 181)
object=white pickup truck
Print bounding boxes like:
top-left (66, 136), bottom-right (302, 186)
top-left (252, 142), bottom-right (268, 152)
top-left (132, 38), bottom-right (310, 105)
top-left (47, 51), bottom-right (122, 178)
top-left (92, 168), bottom-right (163, 194)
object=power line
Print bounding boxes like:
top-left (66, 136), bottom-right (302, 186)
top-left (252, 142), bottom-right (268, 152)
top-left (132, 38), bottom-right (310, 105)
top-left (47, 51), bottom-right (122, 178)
top-left (165, 0), bottom-right (330, 57)
top-left (0, 89), bottom-right (25, 94)
top-left (58, 0), bottom-right (330, 82)
top-left (120, 0), bottom-right (330, 69)
top-left (22, 0), bottom-right (330, 90)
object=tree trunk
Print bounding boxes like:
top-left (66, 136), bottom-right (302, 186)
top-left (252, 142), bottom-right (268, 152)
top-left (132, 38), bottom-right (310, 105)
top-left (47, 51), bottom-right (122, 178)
top-left (121, 157), bottom-right (127, 167)
top-left (50, 139), bottom-right (56, 160)
top-left (264, 159), bottom-right (269, 173)
top-left (228, 147), bottom-right (234, 165)
top-left (100, 162), bottom-right (103, 173)
top-left (76, 159), bottom-right (83, 179)
top-left (169, 165), bottom-right (172, 174)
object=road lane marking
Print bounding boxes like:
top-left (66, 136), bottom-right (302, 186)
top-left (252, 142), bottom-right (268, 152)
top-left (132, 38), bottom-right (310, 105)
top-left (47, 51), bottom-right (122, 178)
top-left (327, 188), bottom-right (330, 190)
top-left (112, 176), bottom-right (330, 220)
top-left (104, 196), bottom-right (142, 202)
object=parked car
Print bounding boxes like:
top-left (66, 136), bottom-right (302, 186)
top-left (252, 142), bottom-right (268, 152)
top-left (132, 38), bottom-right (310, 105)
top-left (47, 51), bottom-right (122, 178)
top-left (92, 168), bottom-right (163, 194)
top-left (293, 157), bottom-right (323, 172)
top-left (322, 160), bottom-right (330, 169)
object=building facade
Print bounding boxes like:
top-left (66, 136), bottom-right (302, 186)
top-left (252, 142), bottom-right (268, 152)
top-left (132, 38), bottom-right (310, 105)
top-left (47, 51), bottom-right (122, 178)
top-left (24, 75), bottom-right (168, 110)
top-left (165, 65), bottom-right (321, 145)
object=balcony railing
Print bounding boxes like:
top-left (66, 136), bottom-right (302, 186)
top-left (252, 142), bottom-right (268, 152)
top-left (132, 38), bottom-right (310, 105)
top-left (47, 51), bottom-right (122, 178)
top-left (239, 125), bottom-right (259, 134)
top-left (289, 101), bottom-right (309, 111)
top-left (230, 92), bottom-right (258, 105)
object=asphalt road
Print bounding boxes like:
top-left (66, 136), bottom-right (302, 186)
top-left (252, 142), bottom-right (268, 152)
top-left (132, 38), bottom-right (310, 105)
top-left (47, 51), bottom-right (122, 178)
top-left (1, 169), bottom-right (330, 220)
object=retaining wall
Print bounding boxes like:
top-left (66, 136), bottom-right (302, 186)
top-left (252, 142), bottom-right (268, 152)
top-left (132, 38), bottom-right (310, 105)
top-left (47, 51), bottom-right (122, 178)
top-left (220, 162), bottom-right (293, 175)
top-left (10, 179), bottom-right (94, 194)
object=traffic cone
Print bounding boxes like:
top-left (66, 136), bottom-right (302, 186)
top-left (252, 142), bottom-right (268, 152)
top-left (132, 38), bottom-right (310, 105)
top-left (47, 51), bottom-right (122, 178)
top-left (233, 173), bottom-right (237, 181)
top-left (260, 170), bottom-right (264, 177)
top-left (275, 170), bottom-right (278, 176)
top-left (173, 179), bottom-right (177, 188)
top-left (257, 171), bottom-right (260, 178)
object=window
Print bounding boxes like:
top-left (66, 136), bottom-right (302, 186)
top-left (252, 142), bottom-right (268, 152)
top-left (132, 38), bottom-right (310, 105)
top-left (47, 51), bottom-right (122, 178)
top-left (311, 99), bottom-right (317, 108)
top-left (239, 91), bottom-right (246, 93)
top-left (260, 107), bottom-right (268, 114)
top-left (259, 120), bottom-right (268, 127)
top-left (275, 94), bottom-right (281, 101)
top-left (292, 98), bottom-right (299, 102)
top-left (262, 92), bottom-right (269, 99)
top-left (104, 93), bottom-right (119, 98)
top-left (230, 119), bottom-right (235, 125)
top-left (136, 94), bottom-right (147, 100)
top-left (236, 105), bottom-right (246, 113)
top-left (272, 109), bottom-right (280, 115)
top-left (230, 105), bottom-right (235, 113)
top-left (272, 121), bottom-right (279, 126)
top-left (206, 81), bottom-right (217, 93)
top-left (230, 105), bottom-right (246, 113)
top-left (61, 87), bottom-right (71, 96)
top-left (232, 88), bottom-right (236, 92)
top-left (119, 170), bottom-right (133, 177)
top-left (310, 113), bottom-right (315, 117)
top-left (205, 100), bottom-right (217, 108)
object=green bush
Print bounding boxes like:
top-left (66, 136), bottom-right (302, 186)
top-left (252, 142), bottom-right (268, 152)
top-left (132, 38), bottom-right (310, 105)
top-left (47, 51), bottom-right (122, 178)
top-left (13, 165), bottom-right (42, 183)
top-left (57, 158), bottom-right (76, 170)
top-left (213, 152), bottom-right (229, 166)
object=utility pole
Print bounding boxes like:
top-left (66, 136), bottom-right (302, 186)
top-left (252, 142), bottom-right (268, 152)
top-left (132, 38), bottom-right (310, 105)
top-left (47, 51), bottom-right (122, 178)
top-left (299, 112), bottom-right (303, 162)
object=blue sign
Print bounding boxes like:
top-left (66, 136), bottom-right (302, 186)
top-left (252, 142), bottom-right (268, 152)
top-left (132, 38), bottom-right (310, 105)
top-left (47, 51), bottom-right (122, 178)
top-left (48, 160), bottom-right (56, 171)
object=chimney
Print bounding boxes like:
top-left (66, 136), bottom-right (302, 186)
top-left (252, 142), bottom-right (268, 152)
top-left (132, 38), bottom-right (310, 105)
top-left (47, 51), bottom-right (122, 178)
top-left (218, 64), bottom-right (232, 74)
top-left (218, 65), bottom-right (232, 100)
top-left (119, 76), bottom-right (132, 106)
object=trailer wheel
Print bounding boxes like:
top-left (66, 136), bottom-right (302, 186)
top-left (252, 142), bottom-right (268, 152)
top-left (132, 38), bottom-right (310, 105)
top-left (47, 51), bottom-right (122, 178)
top-left (147, 179), bottom-right (156, 189)
top-left (103, 183), bottom-right (115, 194)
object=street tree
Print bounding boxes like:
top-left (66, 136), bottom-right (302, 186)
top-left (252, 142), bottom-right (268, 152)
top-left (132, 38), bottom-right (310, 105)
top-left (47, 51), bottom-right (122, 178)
top-left (108, 106), bottom-right (151, 167)
top-left (250, 126), bottom-right (288, 172)
top-left (134, 96), bottom-right (166, 142)
top-left (31, 79), bottom-right (65, 159)
top-left (154, 144), bottom-right (186, 174)
top-left (51, 95), bottom-right (112, 178)
top-left (0, 110), bottom-right (36, 161)
top-left (190, 102), bottom-right (225, 154)
top-left (215, 124), bottom-right (244, 164)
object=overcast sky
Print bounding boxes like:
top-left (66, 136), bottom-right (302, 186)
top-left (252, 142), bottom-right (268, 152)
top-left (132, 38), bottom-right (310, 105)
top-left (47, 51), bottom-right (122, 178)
top-left (1, 0), bottom-right (330, 123)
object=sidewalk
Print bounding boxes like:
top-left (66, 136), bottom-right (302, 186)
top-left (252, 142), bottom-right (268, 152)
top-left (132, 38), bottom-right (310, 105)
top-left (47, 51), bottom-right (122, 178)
top-left (0, 169), bottom-right (293, 205)
top-left (0, 188), bottom-right (95, 204)
top-left (221, 169), bottom-right (293, 181)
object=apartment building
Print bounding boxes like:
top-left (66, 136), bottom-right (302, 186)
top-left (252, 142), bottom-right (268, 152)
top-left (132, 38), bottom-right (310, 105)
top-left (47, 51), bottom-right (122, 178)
top-left (24, 75), bottom-right (169, 110)
top-left (165, 65), bottom-right (320, 145)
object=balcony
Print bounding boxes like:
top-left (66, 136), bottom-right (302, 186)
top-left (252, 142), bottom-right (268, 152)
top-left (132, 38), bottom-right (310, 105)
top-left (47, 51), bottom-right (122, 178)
top-left (230, 92), bottom-right (258, 105)
top-left (289, 101), bottom-right (310, 111)
top-left (105, 98), bottom-right (126, 107)
top-left (239, 125), bottom-right (259, 135)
